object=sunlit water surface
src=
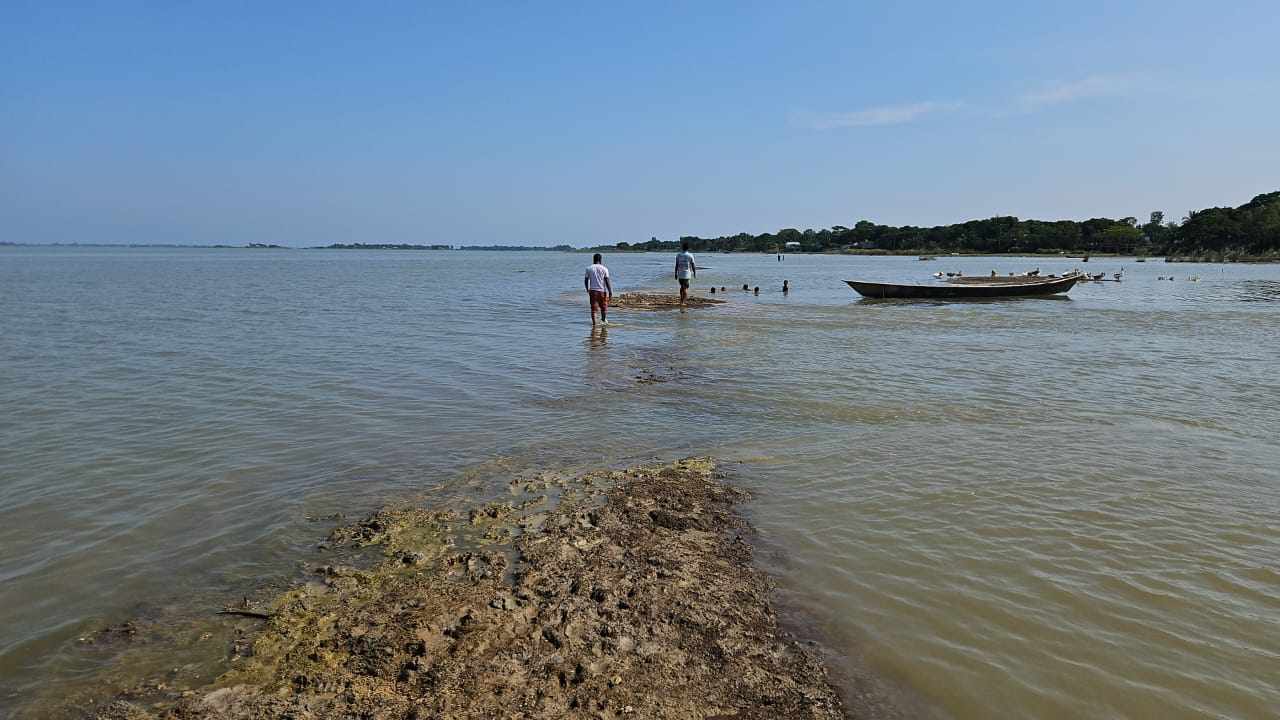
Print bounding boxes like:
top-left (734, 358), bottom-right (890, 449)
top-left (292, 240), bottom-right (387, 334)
top-left (1, 248), bottom-right (1277, 718)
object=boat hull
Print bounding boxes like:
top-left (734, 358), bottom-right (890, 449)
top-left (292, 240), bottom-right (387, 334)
top-left (845, 275), bottom-right (1078, 299)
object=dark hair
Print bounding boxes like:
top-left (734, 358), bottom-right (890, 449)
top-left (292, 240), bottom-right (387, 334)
top-left (681, 242), bottom-right (690, 251)
top-left (593, 253), bottom-right (602, 263)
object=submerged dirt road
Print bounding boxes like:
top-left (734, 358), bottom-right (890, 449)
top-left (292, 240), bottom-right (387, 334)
top-left (96, 459), bottom-right (848, 720)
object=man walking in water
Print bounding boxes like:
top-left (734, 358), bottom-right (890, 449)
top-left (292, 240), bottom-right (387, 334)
top-left (674, 242), bottom-right (697, 305)
top-left (584, 253), bottom-right (613, 325)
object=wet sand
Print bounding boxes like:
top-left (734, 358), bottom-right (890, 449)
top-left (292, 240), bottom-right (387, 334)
top-left (91, 459), bottom-right (849, 719)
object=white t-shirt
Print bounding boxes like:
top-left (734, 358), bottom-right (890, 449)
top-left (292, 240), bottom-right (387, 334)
top-left (675, 251), bottom-right (696, 280)
top-left (585, 263), bottom-right (610, 292)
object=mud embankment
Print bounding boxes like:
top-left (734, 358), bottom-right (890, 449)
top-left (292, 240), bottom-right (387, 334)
top-left (94, 459), bottom-right (847, 719)
top-left (611, 293), bottom-right (725, 310)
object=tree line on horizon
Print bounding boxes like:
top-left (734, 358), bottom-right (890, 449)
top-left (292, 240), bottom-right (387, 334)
top-left (598, 190), bottom-right (1280, 261)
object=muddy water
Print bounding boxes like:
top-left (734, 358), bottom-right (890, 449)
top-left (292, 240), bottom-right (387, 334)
top-left (2, 247), bottom-right (1278, 718)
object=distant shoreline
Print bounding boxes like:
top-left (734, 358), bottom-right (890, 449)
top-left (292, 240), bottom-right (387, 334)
top-left (6, 243), bottom-right (1278, 263)
top-left (7, 189), bottom-right (1277, 259)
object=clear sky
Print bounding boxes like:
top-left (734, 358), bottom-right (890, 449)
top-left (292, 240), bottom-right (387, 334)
top-left (4, 1), bottom-right (1279, 246)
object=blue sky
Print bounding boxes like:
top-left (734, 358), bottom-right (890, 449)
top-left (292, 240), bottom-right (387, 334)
top-left (4, 1), bottom-right (1279, 246)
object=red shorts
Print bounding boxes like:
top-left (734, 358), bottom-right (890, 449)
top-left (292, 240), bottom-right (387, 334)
top-left (589, 290), bottom-right (609, 311)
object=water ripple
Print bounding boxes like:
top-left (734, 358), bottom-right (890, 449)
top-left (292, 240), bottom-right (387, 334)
top-left (3, 249), bottom-right (1279, 719)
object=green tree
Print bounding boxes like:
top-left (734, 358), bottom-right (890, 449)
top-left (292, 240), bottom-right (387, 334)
top-left (1100, 224), bottom-right (1143, 252)
top-left (624, 190), bottom-right (1278, 258)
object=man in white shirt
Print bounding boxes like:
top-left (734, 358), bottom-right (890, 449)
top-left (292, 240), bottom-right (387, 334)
top-left (674, 242), bottom-right (697, 305)
top-left (584, 253), bottom-right (613, 325)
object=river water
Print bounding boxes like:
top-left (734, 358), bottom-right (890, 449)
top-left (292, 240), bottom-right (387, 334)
top-left (1, 247), bottom-right (1277, 718)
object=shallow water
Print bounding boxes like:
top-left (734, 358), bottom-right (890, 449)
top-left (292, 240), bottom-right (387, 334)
top-left (1, 247), bottom-right (1277, 718)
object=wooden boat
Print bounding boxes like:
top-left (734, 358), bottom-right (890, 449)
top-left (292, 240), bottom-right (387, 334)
top-left (845, 274), bottom-right (1079, 299)
top-left (947, 275), bottom-right (1057, 284)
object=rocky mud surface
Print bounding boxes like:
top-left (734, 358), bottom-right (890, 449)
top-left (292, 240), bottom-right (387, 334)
top-left (610, 293), bottom-right (726, 310)
top-left (92, 459), bottom-right (848, 720)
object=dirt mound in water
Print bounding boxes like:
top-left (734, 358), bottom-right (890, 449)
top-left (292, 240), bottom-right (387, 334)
top-left (612, 293), bottom-right (725, 310)
top-left (95, 459), bottom-right (847, 720)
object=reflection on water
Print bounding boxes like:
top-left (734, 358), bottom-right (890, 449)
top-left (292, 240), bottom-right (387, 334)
top-left (1235, 279), bottom-right (1280, 302)
top-left (2, 248), bottom-right (1279, 719)
top-left (586, 324), bottom-right (610, 349)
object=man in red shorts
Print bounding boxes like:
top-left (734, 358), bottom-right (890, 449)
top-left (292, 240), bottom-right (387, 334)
top-left (584, 253), bottom-right (613, 325)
